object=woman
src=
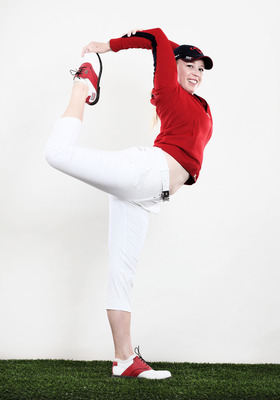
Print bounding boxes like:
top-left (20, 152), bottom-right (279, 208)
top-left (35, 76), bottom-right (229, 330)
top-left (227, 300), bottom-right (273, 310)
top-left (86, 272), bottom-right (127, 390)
top-left (45, 28), bottom-right (213, 379)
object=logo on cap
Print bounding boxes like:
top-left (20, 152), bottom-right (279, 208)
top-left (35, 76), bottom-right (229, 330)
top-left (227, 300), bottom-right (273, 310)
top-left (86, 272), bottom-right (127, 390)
top-left (190, 47), bottom-right (202, 54)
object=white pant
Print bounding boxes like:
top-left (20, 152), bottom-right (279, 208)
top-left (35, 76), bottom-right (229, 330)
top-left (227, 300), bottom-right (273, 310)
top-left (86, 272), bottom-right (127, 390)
top-left (45, 117), bottom-right (169, 312)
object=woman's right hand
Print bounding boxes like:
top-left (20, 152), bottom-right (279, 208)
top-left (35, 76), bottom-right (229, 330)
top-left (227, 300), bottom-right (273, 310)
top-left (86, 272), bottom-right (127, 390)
top-left (82, 41), bottom-right (111, 57)
top-left (125, 29), bottom-right (142, 37)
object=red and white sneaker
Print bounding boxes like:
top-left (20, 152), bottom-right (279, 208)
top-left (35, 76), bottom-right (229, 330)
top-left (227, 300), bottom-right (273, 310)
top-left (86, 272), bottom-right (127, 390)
top-left (112, 346), bottom-right (171, 380)
top-left (70, 53), bottom-right (102, 106)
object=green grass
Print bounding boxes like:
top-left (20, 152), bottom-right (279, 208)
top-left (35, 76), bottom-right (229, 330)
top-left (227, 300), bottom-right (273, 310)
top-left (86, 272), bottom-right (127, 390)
top-left (0, 360), bottom-right (279, 400)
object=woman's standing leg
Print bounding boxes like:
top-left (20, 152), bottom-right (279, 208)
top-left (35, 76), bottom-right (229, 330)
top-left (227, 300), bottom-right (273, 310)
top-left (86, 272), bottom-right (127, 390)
top-left (107, 310), bottom-right (133, 360)
top-left (107, 195), bottom-right (150, 360)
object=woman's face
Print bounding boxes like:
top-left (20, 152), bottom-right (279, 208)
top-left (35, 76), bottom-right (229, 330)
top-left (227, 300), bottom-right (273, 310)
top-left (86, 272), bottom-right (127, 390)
top-left (177, 59), bottom-right (205, 94)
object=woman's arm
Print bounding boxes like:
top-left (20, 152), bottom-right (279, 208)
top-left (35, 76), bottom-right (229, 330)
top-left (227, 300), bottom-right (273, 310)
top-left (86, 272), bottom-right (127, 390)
top-left (81, 28), bottom-right (179, 93)
top-left (109, 28), bottom-right (178, 92)
top-left (81, 29), bottom-right (143, 55)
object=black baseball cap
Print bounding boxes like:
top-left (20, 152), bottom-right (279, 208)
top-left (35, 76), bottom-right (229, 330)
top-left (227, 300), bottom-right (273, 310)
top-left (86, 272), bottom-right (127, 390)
top-left (174, 45), bottom-right (213, 70)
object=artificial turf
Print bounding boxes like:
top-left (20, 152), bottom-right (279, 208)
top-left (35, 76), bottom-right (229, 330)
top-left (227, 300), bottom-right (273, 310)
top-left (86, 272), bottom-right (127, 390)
top-left (0, 360), bottom-right (279, 400)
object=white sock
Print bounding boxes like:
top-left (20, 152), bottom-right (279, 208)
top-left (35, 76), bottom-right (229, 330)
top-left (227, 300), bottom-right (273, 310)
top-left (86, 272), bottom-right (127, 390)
top-left (114, 354), bottom-right (135, 363)
top-left (73, 76), bottom-right (89, 87)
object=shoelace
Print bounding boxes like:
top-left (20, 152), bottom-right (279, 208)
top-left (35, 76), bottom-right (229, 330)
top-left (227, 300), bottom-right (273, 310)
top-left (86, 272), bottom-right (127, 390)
top-left (69, 66), bottom-right (86, 80)
top-left (134, 346), bottom-right (149, 367)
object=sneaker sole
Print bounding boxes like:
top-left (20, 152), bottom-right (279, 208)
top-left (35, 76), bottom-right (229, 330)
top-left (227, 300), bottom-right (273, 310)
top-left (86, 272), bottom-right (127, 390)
top-left (112, 374), bottom-right (172, 380)
top-left (88, 53), bottom-right (103, 106)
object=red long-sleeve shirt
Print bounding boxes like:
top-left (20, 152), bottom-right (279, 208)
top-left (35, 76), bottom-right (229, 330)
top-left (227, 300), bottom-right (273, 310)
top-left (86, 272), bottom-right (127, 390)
top-left (109, 28), bottom-right (213, 185)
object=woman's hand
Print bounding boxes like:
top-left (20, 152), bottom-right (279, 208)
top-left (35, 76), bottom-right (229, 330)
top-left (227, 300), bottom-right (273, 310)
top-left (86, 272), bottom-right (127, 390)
top-left (125, 29), bottom-right (142, 37)
top-left (82, 41), bottom-right (111, 57)
top-left (81, 29), bottom-right (143, 56)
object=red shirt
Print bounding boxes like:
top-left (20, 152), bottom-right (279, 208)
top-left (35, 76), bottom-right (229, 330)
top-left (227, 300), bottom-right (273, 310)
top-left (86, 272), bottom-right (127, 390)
top-left (110, 28), bottom-right (213, 184)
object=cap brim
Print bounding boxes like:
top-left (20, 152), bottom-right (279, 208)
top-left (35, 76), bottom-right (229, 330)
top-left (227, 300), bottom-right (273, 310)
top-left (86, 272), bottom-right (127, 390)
top-left (197, 56), bottom-right (213, 70)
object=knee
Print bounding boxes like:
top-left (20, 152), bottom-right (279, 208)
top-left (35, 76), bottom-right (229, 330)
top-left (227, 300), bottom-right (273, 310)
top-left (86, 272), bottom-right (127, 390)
top-left (44, 142), bottom-right (57, 168)
top-left (44, 139), bottom-right (67, 170)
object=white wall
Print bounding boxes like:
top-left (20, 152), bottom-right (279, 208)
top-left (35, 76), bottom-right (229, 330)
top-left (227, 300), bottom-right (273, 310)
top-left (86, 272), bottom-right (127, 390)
top-left (0, 0), bottom-right (279, 363)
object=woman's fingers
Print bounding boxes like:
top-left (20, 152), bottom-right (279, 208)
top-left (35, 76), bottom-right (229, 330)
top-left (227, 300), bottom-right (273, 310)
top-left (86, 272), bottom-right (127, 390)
top-left (82, 42), bottom-right (98, 56)
top-left (126, 28), bottom-right (142, 37)
top-left (81, 42), bottom-right (110, 56)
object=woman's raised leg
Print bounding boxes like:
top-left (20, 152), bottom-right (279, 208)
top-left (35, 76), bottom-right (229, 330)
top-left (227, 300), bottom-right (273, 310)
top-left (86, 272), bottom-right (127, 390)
top-left (62, 81), bottom-right (88, 121)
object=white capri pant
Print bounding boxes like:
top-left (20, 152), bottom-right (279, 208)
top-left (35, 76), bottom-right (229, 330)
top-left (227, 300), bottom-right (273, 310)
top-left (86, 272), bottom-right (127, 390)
top-left (45, 117), bottom-right (169, 312)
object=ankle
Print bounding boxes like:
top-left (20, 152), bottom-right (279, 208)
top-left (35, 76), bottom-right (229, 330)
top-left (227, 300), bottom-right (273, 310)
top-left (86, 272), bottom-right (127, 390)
top-left (115, 351), bottom-right (134, 361)
top-left (73, 80), bottom-right (88, 96)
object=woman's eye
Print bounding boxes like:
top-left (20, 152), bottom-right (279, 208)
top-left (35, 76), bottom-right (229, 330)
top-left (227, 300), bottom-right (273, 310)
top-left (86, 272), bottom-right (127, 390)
top-left (187, 64), bottom-right (193, 68)
top-left (199, 68), bottom-right (204, 72)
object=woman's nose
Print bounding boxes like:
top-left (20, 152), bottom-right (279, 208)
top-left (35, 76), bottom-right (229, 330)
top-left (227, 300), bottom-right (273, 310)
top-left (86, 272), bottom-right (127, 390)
top-left (192, 70), bottom-right (199, 77)
top-left (193, 67), bottom-right (201, 77)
